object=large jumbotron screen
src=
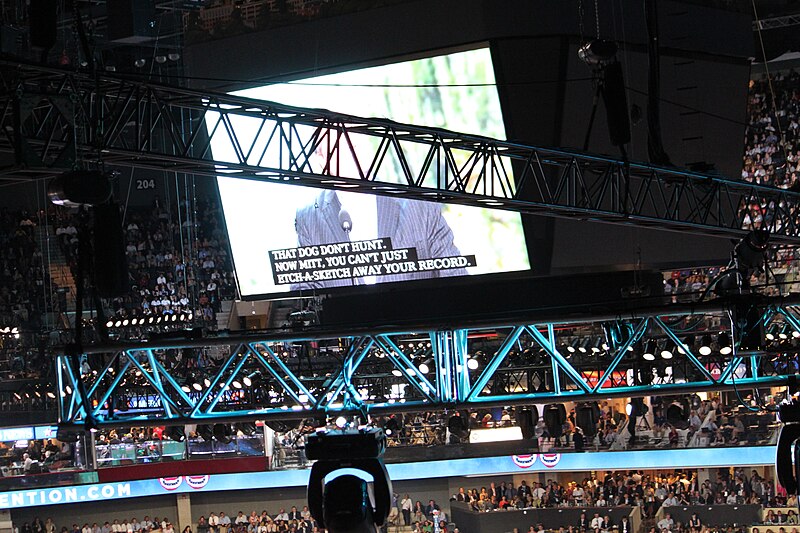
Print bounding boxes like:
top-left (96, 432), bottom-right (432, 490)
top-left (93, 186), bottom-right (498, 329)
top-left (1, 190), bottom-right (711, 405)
top-left (211, 46), bottom-right (531, 298)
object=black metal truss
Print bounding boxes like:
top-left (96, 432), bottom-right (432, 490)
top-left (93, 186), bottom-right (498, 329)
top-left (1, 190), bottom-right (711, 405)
top-left (1, 60), bottom-right (799, 242)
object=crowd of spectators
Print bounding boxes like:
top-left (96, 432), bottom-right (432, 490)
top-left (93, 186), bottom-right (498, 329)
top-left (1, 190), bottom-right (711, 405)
top-left (456, 468), bottom-right (785, 516)
top-left (0, 209), bottom-right (59, 330)
top-left (743, 70), bottom-right (800, 191)
top-left (0, 438), bottom-right (81, 476)
top-left (12, 498), bottom-right (461, 533)
top-left (375, 394), bottom-right (771, 453)
top-left (16, 466), bottom-right (790, 533)
top-left (52, 197), bottom-right (236, 326)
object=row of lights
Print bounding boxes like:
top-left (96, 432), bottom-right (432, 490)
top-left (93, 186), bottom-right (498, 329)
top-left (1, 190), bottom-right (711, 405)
top-left (0, 327), bottom-right (20, 338)
top-left (388, 356), bottom-right (480, 377)
top-left (180, 374), bottom-right (254, 393)
top-left (105, 313), bottom-right (193, 328)
top-left (561, 331), bottom-right (736, 360)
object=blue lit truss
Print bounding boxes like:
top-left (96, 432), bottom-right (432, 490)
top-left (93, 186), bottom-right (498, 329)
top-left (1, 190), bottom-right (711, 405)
top-left (57, 297), bottom-right (800, 427)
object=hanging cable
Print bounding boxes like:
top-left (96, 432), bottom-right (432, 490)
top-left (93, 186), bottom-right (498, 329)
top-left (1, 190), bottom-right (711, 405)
top-left (752, 0), bottom-right (785, 143)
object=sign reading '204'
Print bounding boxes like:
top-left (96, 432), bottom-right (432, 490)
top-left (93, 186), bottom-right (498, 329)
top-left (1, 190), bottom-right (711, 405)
top-left (511, 453), bottom-right (561, 469)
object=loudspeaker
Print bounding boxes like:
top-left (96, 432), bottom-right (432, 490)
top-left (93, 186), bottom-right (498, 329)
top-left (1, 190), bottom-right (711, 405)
top-left (776, 423), bottom-right (800, 494)
top-left (29, 0), bottom-right (57, 50)
top-left (736, 300), bottom-right (765, 351)
top-left (213, 423), bottom-right (232, 444)
top-left (516, 408), bottom-right (539, 440)
top-left (93, 201), bottom-right (128, 297)
top-left (576, 402), bottom-right (601, 437)
top-left (106, 0), bottom-right (156, 44)
top-left (543, 403), bottom-right (566, 438)
top-left (601, 61), bottom-right (631, 147)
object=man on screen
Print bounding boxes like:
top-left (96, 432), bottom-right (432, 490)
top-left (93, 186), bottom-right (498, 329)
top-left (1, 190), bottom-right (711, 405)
top-left (292, 189), bottom-right (467, 289)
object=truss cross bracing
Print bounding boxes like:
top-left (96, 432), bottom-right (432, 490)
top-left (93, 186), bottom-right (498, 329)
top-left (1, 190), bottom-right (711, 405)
top-left (57, 296), bottom-right (800, 427)
top-left (2, 60), bottom-right (800, 243)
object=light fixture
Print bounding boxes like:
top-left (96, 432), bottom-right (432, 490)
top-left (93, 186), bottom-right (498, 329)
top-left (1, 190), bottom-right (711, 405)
top-left (660, 339), bottom-right (675, 359)
top-left (192, 382), bottom-right (203, 391)
top-left (718, 332), bottom-right (732, 355)
top-left (232, 380), bottom-right (242, 389)
top-left (643, 340), bottom-right (657, 361)
top-left (106, 320), bottom-right (114, 328)
top-left (467, 358), bottom-right (479, 370)
top-left (391, 369), bottom-right (402, 377)
top-left (181, 384), bottom-right (192, 393)
top-left (243, 376), bottom-right (252, 387)
top-left (698, 334), bottom-right (712, 356)
top-left (335, 416), bottom-right (347, 429)
top-left (134, 58), bottom-right (146, 68)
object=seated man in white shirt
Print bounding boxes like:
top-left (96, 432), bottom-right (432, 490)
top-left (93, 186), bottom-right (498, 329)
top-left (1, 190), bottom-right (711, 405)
top-left (662, 492), bottom-right (679, 507)
top-left (590, 513), bottom-right (603, 530)
top-left (657, 513), bottom-right (674, 532)
top-left (274, 509), bottom-right (289, 522)
top-left (218, 514), bottom-right (231, 528)
top-left (207, 514), bottom-right (219, 533)
top-left (234, 513), bottom-right (248, 526)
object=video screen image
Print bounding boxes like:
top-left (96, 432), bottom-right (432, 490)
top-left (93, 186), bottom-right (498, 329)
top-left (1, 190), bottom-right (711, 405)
top-left (210, 47), bottom-right (531, 297)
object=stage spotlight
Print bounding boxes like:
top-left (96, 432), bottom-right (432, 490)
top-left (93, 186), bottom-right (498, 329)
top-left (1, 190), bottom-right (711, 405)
top-left (167, 426), bottom-right (185, 442)
top-left (243, 376), bottom-right (252, 387)
top-left (643, 340), bottom-right (657, 361)
top-left (335, 416), bottom-right (348, 429)
top-left (105, 320), bottom-right (114, 328)
top-left (679, 335), bottom-right (694, 355)
top-left (391, 369), bottom-right (402, 377)
top-left (232, 380), bottom-right (242, 389)
top-left (191, 381), bottom-right (202, 391)
top-left (181, 384), bottom-right (192, 393)
top-left (578, 39), bottom-right (619, 66)
top-left (48, 169), bottom-right (112, 207)
top-left (718, 332), bottom-right (732, 355)
top-left (212, 423), bottom-right (232, 444)
top-left (122, 319), bottom-right (129, 327)
top-left (204, 378), bottom-right (212, 388)
top-left (467, 358), bottom-right (479, 370)
top-left (699, 334), bottom-right (712, 356)
top-left (660, 339), bottom-right (675, 359)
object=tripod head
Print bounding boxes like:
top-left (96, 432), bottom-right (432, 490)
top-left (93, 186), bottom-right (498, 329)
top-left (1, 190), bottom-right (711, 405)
top-left (307, 428), bottom-right (392, 533)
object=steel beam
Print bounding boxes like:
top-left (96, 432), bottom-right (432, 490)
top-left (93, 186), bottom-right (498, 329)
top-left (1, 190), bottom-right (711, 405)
top-left (2, 60), bottom-right (800, 242)
top-left (54, 295), bottom-right (800, 427)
